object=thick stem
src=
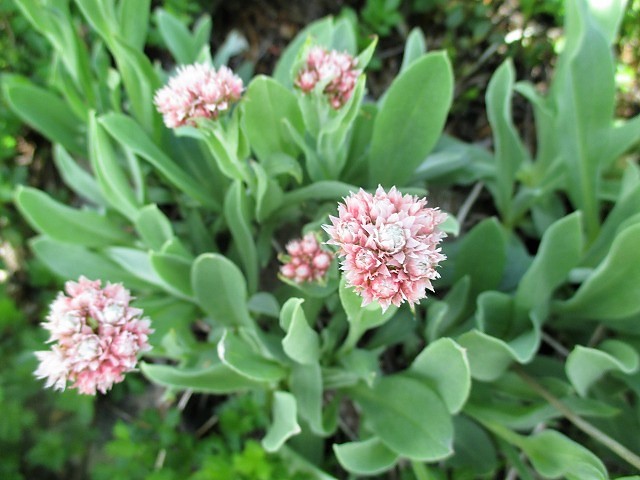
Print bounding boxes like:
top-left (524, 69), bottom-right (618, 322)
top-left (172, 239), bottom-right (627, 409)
top-left (516, 367), bottom-right (640, 471)
top-left (337, 324), bottom-right (364, 355)
top-left (410, 461), bottom-right (430, 480)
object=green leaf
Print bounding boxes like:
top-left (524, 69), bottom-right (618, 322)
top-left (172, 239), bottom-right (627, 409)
top-left (75, 0), bottom-right (117, 42)
top-left (368, 52), bottom-right (453, 186)
top-left (554, 0), bottom-right (616, 238)
top-left (352, 375), bottom-right (453, 461)
top-left (140, 361), bottom-right (261, 393)
top-left (2, 75), bottom-right (85, 155)
top-left (486, 59), bottom-right (529, 220)
top-left (291, 363), bottom-right (337, 436)
top-left (88, 112), bottom-right (140, 220)
top-left (117, 0), bottom-right (150, 51)
top-left (150, 251), bottom-right (193, 297)
top-left (241, 75), bottom-right (304, 163)
top-left (253, 161), bottom-right (284, 222)
top-left (331, 17), bottom-right (357, 54)
top-left (281, 299), bottom-right (320, 365)
top-left (16, 187), bottom-right (131, 248)
top-left (445, 416), bottom-right (497, 475)
top-left (608, 113), bottom-right (640, 165)
top-left (283, 181), bottom-right (358, 205)
top-left (99, 113), bottom-right (217, 209)
top-left (586, 0), bottom-right (627, 45)
top-left (14, 0), bottom-right (95, 105)
top-left (213, 30), bottom-right (248, 67)
top-left (155, 8), bottom-right (198, 64)
top-left (341, 348), bottom-right (380, 386)
top-left (333, 437), bottom-right (399, 475)
top-left (224, 181), bottom-right (258, 293)
top-left (262, 391), bottom-right (301, 452)
top-left (515, 212), bottom-right (583, 313)
top-left (426, 276), bottom-right (471, 342)
top-left (30, 237), bottom-right (151, 290)
top-left (451, 217), bottom-right (507, 299)
top-left (248, 292), bottom-right (280, 318)
top-left (110, 38), bottom-right (162, 135)
top-left (410, 338), bottom-right (471, 414)
top-left (400, 27), bottom-right (427, 73)
top-left (195, 117), bottom-right (247, 182)
top-left (191, 253), bottom-right (253, 328)
top-left (105, 247), bottom-right (188, 298)
top-left (217, 330), bottom-right (287, 382)
top-left (585, 176), bottom-right (640, 267)
top-left (134, 205), bottom-right (174, 251)
top-left (521, 430), bottom-right (608, 480)
top-left (458, 324), bottom-right (540, 382)
top-left (555, 223), bottom-right (640, 321)
top-left (566, 340), bottom-right (639, 396)
top-left (52, 144), bottom-right (105, 206)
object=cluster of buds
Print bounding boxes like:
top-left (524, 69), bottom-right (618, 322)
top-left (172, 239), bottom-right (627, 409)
top-left (324, 186), bottom-right (447, 311)
top-left (34, 277), bottom-right (152, 395)
top-left (154, 63), bottom-right (243, 128)
top-left (280, 233), bottom-right (333, 283)
top-left (295, 46), bottom-right (360, 109)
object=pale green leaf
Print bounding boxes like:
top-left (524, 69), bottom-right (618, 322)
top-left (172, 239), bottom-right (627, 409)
top-left (241, 75), bottom-right (304, 163)
top-left (281, 299), bottom-right (320, 365)
top-left (368, 52), bottom-right (453, 186)
top-left (334, 437), bottom-right (399, 475)
top-left (410, 338), bottom-right (471, 414)
top-left (522, 430), bottom-right (608, 480)
top-left (566, 340), bottom-right (639, 396)
top-left (52, 144), bottom-right (104, 206)
top-left (191, 253), bottom-right (253, 328)
top-left (224, 181), bottom-right (258, 293)
top-left (486, 59), bottom-right (529, 219)
top-left (400, 28), bottom-right (427, 73)
top-left (16, 186), bottom-right (131, 247)
top-left (262, 391), bottom-right (301, 452)
top-left (140, 361), bottom-right (261, 393)
top-left (515, 212), bottom-right (583, 312)
top-left (134, 205), bottom-right (174, 251)
top-left (352, 375), bottom-right (453, 461)
top-left (556, 223), bottom-right (640, 321)
top-left (2, 75), bottom-right (85, 154)
top-left (217, 330), bottom-right (287, 382)
top-left (31, 237), bottom-right (151, 290)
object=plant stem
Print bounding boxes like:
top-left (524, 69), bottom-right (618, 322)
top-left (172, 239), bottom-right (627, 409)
top-left (516, 367), bottom-right (640, 471)
top-left (456, 181), bottom-right (484, 232)
top-left (337, 324), bottom-right (363, 355)
top-left (410, 461), bottom-right (430, 480)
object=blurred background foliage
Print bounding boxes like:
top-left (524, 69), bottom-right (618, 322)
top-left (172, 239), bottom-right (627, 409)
top-left (0, 0), bottom-right (638, 478)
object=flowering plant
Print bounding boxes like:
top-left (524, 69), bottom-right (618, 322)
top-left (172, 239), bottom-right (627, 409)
top-left (4, 0), bottom-right (640, 478)
top-left (35, 276), bottom-right (152, 394)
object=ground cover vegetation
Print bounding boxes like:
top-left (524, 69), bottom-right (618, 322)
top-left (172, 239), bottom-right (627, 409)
top-left (1, 0), bottom-right (640, 478)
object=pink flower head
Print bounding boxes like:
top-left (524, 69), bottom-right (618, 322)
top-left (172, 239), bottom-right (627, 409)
top-left (154, 63), bottom-right (244, 128)
top-left (280, 233), bottom-right (333, 284)
top-left (34, 276), bottom-right (152, 395)
top-left (294, 47), bottom-right (360, 109)
top-left (323, 186), bottom-right (447, 311)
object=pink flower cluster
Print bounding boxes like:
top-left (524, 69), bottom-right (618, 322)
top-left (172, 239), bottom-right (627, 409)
top-left (295, 46), bottom-right (360, 109)
top-left (34, 277), bottom-right (152, 395)
top-left (280, 233), bottom-right (333, 283)
top-left (154, 63), bottom-right (243, 128)
top-left (324, 186), bottom-right (447, 311)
